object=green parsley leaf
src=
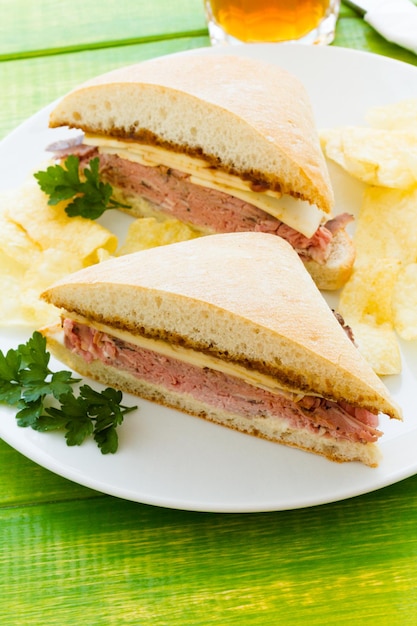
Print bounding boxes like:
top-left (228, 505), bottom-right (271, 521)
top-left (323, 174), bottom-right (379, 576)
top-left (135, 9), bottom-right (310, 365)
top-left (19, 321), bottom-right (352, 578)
top-left (20, 368), bottom-right (78, 404)
top-left (15, 398), bottom-right (44, 428)
top-left (0, 380), bottom-right (22, 406)
top-left (0, 348), bottom-right (22, 405)
top-left (34, 155), bottom-right (131, 220)
top-left (45, 392), bottom-right (94, 447)
top-left (80, 386), bottom-right (136, 454)
top-left (18, 331), bottom-right (50, 370)
top-left (0, 332), bottom-right (137, 453)
top-left (0, 347), bottom-right (22, 381)
top-left (94, 426), bottom-right (119, 455)
top-left (32, 412), bottom-right (69, 433)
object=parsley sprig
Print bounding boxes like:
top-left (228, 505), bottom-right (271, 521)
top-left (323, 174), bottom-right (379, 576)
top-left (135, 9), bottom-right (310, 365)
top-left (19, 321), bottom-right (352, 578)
top-left (34, 155), bottom-right (130, 220)
top-left (0, 332), bottom-right (137, 453)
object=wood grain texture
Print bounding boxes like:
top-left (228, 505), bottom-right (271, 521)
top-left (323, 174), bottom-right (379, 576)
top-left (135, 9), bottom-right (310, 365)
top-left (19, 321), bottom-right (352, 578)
top-left (0, 440), bottom-right (100, 506)
top-left (2, 477), bottom-right (417, 625)
top-left (0, 0), bottom-right (207, 58)
top-left (335, 10), bottom-right (417, 67)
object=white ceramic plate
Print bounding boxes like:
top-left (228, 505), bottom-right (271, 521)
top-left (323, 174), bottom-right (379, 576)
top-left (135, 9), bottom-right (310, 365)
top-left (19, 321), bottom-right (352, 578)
top-left (1, 44), bottom-right (417, 513)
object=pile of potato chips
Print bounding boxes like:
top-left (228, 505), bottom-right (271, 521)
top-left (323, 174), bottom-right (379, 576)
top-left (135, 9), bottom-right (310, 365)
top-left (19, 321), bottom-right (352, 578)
top-left (0, 171), bottom-right (199, 328)
top-left (320, 98), bottom-right (417, 376)
top-left (0, 176), bottom-right (118, 326)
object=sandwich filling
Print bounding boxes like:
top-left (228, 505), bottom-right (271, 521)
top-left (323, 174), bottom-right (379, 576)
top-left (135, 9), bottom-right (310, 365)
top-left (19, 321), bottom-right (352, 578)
top-left (61, 317), bottom-right (382, 446)
top-left (51, 137), bottom-right (352, 265)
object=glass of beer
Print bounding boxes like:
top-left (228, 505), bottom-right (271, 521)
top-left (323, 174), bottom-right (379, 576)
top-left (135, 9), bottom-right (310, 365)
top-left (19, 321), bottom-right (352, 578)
top-left (204, 0), bottom-right (340, 45)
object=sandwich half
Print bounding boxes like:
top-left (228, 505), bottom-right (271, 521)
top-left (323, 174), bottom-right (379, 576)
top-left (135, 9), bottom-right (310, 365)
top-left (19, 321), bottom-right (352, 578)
top-left (48, 53), bottom-right (354, 290)
top-left (40, 232), bottom-right (400, 467)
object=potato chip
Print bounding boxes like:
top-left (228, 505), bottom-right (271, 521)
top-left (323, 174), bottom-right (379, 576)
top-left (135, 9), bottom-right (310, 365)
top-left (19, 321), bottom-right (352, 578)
top-left (338, 260), bottom-right (402, 375)
top-left (2, 177), bottom-right (118, 264)
top-left (347, 320), bottom-right (401, 376)
top-left (0, 209), bottom-right (41, 266)
top-left (392, 263), bottom-right (417, 340)
top-left (320, 100), bottom-right (417, 371)
top-left (0, 245), bottom-right (26, 279)
top-left (117, 216), bottom-right (200, 256)
top-left (24, 248), bottom-right (84, 287)
top-left (354, 187), bottom-right (417, 266)
top-left (0, 246), bottom-right (86, 327)
top-left (339, 259), bottom-right (401, 325)
top-left (0, 252), bottom-right (25, 324)
top-left (320, 127), bottom-right (417, 189)
top-left (0, 216), bottom-right (39, 325)
top-left (367, 98), bottom-right (417, 131)
top-left (0, 174), bottom-right (119, 327)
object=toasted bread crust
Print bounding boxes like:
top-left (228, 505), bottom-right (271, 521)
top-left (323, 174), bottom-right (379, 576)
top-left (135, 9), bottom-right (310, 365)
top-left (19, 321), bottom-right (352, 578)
top-left (49, 53), bottom-right (334, 214)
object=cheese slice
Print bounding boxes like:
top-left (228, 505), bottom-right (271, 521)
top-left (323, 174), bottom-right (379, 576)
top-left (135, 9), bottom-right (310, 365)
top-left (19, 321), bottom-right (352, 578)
top-left (84, 134), bottom-right (326, 238)
top-left (67, 312), bottom-right (318, 400)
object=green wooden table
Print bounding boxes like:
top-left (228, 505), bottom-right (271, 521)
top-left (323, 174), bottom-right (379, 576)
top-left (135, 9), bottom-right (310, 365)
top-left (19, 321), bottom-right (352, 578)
top-left (2, 2), bottom-right (417, 624)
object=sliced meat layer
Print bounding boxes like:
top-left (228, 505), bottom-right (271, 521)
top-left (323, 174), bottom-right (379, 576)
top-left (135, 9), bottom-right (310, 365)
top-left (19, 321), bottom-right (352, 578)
top-left (63, 318), bottom-right (382, 445)
top-left (51, 141), bottom-right (352, 265)
top-left (98, 152), bottom-right (336, 263)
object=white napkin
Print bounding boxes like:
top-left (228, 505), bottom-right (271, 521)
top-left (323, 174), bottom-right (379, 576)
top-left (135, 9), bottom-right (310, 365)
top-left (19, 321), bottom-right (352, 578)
top-left (364, 0), bottom-right (417, 55)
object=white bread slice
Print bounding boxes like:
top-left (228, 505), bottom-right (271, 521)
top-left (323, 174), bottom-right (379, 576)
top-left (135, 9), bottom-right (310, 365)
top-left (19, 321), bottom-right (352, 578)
top-left (41, 231), bottom-right (400, 434)
top-left (49, 53), bottom-right (333, 214)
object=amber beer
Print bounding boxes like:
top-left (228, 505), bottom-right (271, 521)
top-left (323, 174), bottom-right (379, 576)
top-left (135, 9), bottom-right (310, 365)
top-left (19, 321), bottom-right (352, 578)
top-left (205, 0), bottom-right (338, 44)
